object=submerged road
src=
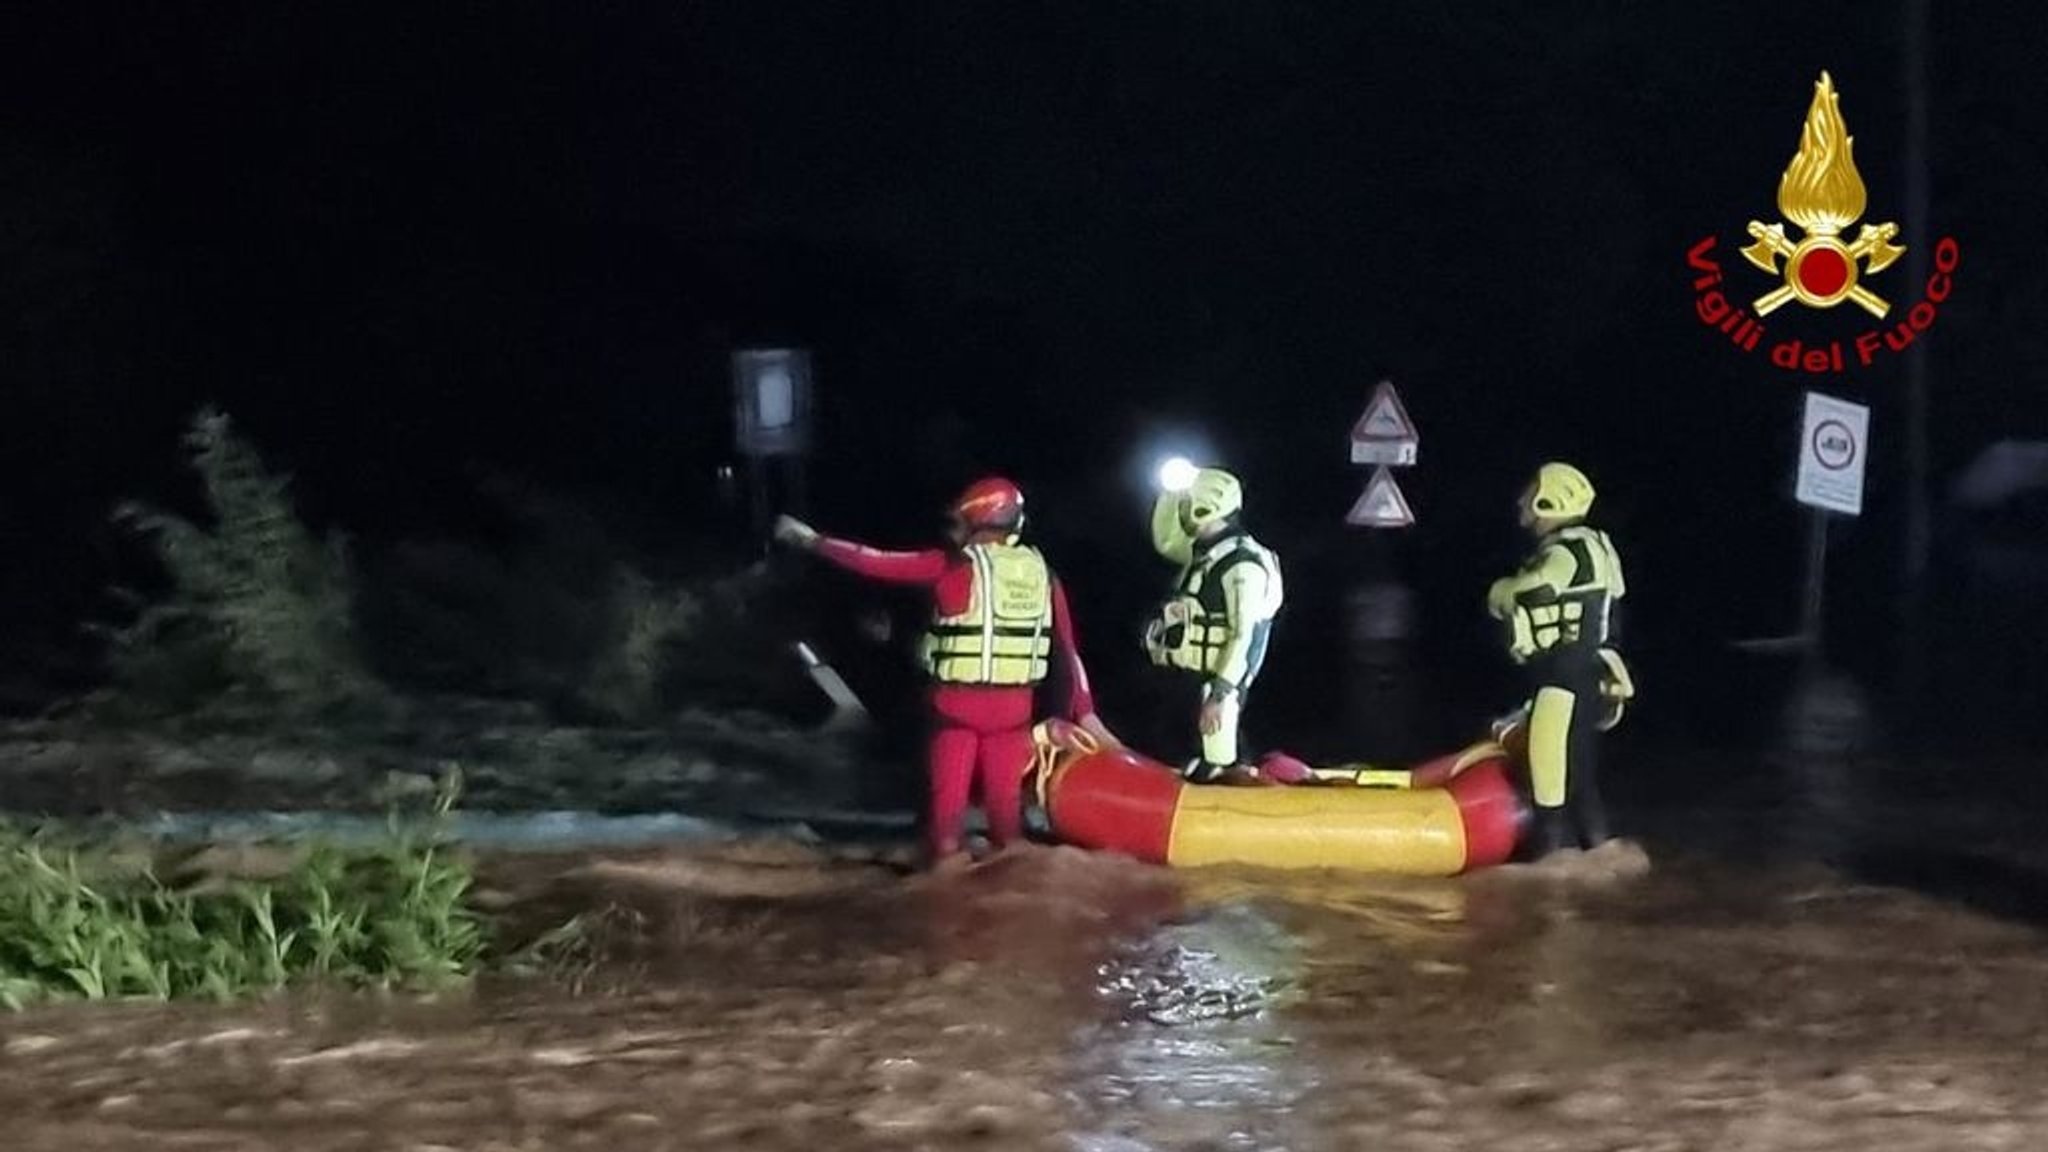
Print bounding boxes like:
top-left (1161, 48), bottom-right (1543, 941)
top-left (4, 792), bottom-right (2048, 1152)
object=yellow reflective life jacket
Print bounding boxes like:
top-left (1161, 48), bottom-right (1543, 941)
top-left (1144, 531), bottom-right (1283, 677)
top-left (1504, 525), bottom-right (1625, 662)
top-left (920, 542), bottom-right (1054, 686)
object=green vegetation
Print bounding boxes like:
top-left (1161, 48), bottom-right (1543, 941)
top-left (92, 405), bottom-right (386, 726)
top-left (0, 773), bottom-right (484, 1010)
top-left (79, 404), bottom-right (802, 738)
top-left (0, 407), bottom-right (835, 1009)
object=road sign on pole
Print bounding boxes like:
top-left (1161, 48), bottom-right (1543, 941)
top-left (731, 347), bottom-right (816, 539)
top-left (1795, 390), bottom-right (1870, 516)
top-left (1346, 466), bottom-right (1416, 528)
top-left (1786, 390), bottom-right (1870, 670)
top-left (732, 348), bottom-right (814, 458)
top-left (1350, 380), bottom-right (1419, 466)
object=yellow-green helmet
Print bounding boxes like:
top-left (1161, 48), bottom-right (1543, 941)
top-left (1181, 468), bottom-right (1243, 530)
top-left (1527, 462), bottom-right (1594, 520)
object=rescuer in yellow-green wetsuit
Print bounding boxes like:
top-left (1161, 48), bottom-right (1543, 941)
top-left (1487, 462), bottom-right (1635, 858)
top-left (1144, 467), bottom-right (1285, 782)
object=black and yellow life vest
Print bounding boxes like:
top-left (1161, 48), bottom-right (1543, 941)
top-left (1504, 525), bottom-right (1625, 662)
top-left (1145, 530), bottom-right (1282, 677)
top-left (921, 542), bottom-right (1054, 686)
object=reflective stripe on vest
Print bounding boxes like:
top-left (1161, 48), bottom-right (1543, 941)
top-left (1511, 526), bottom-right (1623, 656)
top-left (1147, 533), bottom-right (1279, 677)
top-left (923, 543), bottom-right (1053, 685)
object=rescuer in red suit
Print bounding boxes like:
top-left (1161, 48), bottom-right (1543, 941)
top-left (773, 478), bottom-right (1121, 868)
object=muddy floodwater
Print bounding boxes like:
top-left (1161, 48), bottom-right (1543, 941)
top-left (5, 820), bottom-right (2048, 1152)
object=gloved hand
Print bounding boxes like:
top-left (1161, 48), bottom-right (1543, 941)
top-left (772, 514), bottom-right (820, 551)
top-left (1596, 647), bottom-right (1636, 700)
top-left (1198, 678), bottom-right (1239, 736)
top-left (1485, 578), bottom-right (1514, 620)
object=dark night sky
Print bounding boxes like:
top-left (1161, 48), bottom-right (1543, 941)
top-left (5, 2), bottom-right (2047, 731)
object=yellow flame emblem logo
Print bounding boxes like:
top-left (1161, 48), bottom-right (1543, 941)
top-left (1741, 72), bottom-right (1907, 318)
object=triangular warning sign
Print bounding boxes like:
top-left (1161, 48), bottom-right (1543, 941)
top-left (1350, 380), bottom-right (1418, 443)
top-left (1346, 467), bottom-right (1416, 528)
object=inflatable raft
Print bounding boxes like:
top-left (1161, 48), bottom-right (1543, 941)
top-left (1029, 724), bottom-right (1528, 875)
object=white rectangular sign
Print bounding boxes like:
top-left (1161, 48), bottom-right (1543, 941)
top-left (1350, 440), bottom-right (1418, 466)
top-left (731, 348), bottom-right (814, 457)
top-left (1795, 391), bottom-right (1870, 516)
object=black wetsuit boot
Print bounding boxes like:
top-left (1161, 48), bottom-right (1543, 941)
top-left (1525, 806), bottom-right (1571, 860)
top-left (1571, 785), bottom-right (1612, 849)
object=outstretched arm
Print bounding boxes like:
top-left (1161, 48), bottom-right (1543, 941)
top-left (813, 536), bottom-right (952, 585)
top-left (774, 512), bottom-right (950, 582)
top-left (776, 515), bottom-right (951, 586)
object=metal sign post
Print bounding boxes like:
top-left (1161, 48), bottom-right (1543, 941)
top-left (1792, 390), bottom-right (1871, 668)
top-left (1342, 378), bottom-right (1422, 756)
top-left (1782, 391), bottom-right (1875, 842)
top-left (731, 348), bottom-right (815, 538)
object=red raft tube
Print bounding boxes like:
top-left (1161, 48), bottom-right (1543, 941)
top-left (1028, 722), bottom-right (1528, 876)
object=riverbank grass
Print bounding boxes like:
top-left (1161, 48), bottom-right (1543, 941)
top-left (0, 775), bottom-right (484, 1010)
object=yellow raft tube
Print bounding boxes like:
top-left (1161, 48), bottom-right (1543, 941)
top-left (1028, 723), bottom-right (1529, 875)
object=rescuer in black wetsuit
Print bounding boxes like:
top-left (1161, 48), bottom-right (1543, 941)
top-left (1487, 462), bottom-right (1635, 859)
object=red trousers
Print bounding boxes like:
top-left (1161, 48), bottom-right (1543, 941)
top-left (925, 684), bottom-right (1036, 861)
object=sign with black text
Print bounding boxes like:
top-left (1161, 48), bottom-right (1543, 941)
top-left (1795, 390), bottom-right (1869, 516)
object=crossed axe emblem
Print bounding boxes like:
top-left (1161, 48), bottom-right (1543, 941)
top-left (1741, 219), bottom-right (1907, 319)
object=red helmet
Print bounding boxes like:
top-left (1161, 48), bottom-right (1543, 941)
top-left (948, 476), bottom-right (1025, 534)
